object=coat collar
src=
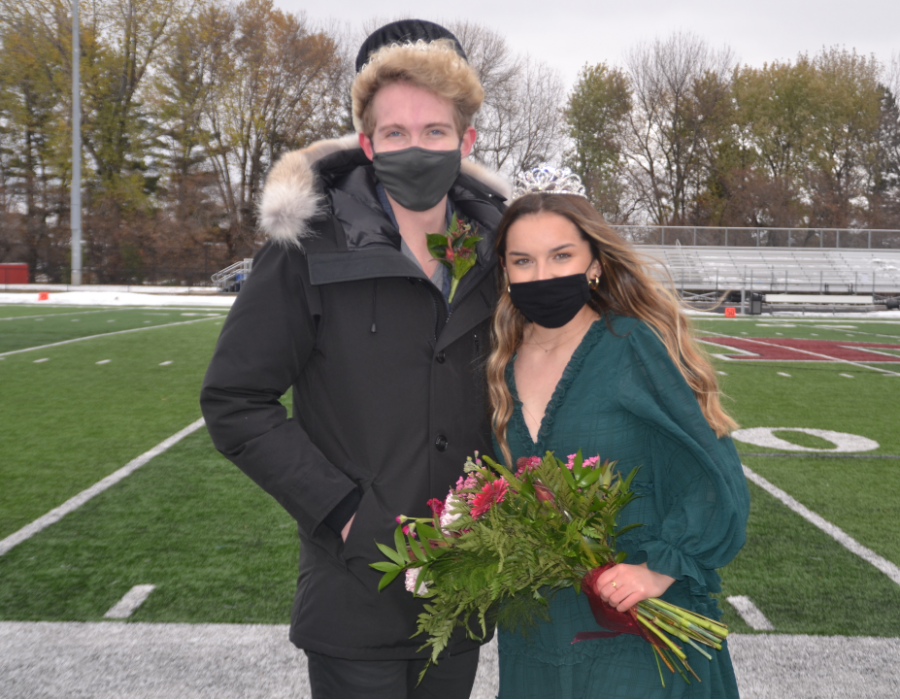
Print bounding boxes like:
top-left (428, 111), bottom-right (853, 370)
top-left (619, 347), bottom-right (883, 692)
top-left (258, 134), bottom-right (510, 248)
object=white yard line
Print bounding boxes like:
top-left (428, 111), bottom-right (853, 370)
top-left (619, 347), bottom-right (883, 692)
top-left (743, 464), bottom-right (900, 586)
top-left (702, 330), bottom-right (900, 377)
top-left (0, 310), bottom-right (109, 322)
top-left (0, 418), bottom-right (206, 557)
top-left (104, 585), bottom-right (157, 619)
top-left (726, 595), bottom-right (775, 630)
top-left (0, 316), bottom-right (224, 358)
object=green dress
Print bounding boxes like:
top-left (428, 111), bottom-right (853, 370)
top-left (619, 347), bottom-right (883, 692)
top-left (496, 314), bottom-right (750, 699)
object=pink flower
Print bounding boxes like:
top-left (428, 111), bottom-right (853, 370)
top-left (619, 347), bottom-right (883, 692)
top-left (454, 474), bottom-right (479, 502)
top-left (405, 568), bottom-right (429, 595)
top-left (565, 454), bottom-right (601, 470)
top-left (445, 245), bottom-right (455, 262)
top-left (515, 456), bottom-right (542, 477)
top-left (427, 498), bottom-right (444, 521)
top-left (470, 478), bottom-right (508, 519)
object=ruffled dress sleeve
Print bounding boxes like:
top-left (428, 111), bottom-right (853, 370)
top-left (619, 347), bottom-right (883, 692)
top-left (614, 321), bottom-right (750, 595)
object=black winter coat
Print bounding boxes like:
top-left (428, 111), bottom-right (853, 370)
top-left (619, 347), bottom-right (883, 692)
top-left (200, 140), bottom-right (507, 659)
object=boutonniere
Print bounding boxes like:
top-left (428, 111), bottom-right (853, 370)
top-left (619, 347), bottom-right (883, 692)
top-left (426, 213), bottom-right (481, 302)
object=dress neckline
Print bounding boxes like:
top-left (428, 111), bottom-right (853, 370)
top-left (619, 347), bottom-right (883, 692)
top-left (508, 319), bottom-right (607, 454)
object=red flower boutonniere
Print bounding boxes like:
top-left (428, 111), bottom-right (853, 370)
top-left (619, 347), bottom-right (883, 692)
top-left (426, 213), bottom-right (481, 302)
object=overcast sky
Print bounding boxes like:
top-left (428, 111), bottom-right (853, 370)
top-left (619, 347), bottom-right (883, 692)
top-left (273, 0), bottom-right (899, 89)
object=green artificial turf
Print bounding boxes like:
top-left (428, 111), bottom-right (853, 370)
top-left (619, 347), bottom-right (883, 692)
top-left (0, 307), bottom-right (225, 353)
top-left (0, 306), bottom-right (115, 320)
top-left (717, 480), bottom-right (900, 637)
top-left (711, 360), bottom-right (899, 457)
top-left (693, 317), bottom-right (900, 343)
top-left (2, 307), bottom-right (899, 636)
top-left (0, 316), bottom-right (225, 538)
top-left (0, 430), bottom-right (298, 623)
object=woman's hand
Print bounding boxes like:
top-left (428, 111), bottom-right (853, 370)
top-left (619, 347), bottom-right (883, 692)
top-left (594, 562), bottom-right (675, 612)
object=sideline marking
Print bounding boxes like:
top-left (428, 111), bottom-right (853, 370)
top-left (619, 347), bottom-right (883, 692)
top-left (743, 464), bottom-right (900, 586)
top-left (104, 585), bottom-right (156, 619)
top-left (0, 310), bottom-right (108, 322)
top-left (0, 316), bottom-right (224, 358)
top-left (701, 331), bottom-right (900, 376)
top-left (726, 596), bottom-right (774, 630)
top-left (0, 418), bottom-right (206, 557)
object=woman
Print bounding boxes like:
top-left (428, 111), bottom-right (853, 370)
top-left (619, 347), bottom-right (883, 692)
top-left (487, 167), bottom-right (750, 698)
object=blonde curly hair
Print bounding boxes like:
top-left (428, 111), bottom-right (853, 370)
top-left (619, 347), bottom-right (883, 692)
top-left (351, 39), bottom-right (484, 137)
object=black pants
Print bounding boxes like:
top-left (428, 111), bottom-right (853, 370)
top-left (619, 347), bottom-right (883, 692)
top-left (305, 648), bottom-right (480, 699)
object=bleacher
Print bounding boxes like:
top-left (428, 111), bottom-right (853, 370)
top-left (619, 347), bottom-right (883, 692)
top-left (636, 245), bottom-right (900, 295)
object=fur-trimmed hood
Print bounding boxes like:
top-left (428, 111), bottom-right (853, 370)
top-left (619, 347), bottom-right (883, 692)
top-left (258, 134), bottom-right (511, 246)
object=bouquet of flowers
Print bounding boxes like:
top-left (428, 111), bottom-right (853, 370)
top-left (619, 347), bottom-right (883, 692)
top-left (371, 451), bottom-right (728, 687)
top-left (426, 213), bottom-right (481, 302)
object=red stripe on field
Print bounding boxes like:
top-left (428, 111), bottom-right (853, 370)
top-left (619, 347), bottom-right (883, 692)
top-left (699, 337), bottom-right (900, 362)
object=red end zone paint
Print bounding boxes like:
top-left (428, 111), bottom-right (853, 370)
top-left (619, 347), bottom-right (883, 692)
top-left (699, 337), bottom-right (900, 362)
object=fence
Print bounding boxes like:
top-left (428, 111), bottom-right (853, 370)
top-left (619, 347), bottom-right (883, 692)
top-left (612, 225), bottom-right (900, 249)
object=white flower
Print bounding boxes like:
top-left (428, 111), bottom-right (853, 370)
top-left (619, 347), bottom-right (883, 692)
top-left (405, 567), bottom-right (429, 595)
top-left (440, 491), bottom-right (464, 533)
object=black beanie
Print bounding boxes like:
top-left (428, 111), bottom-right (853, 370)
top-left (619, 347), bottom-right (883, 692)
top-left (355, 19), bottom-right (467, 73)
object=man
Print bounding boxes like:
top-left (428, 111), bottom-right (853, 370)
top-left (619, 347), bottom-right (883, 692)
top-left (200, 20), bottom-right (509, 698)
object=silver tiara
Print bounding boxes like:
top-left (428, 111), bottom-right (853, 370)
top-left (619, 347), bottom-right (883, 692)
top-left (512, 164), bottom-right (588, 200)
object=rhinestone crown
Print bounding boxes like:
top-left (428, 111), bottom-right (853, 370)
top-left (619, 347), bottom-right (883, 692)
top-left (512, 164), bottom-right (588, 200)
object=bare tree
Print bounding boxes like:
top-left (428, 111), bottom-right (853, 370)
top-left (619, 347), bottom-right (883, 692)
top-left (447, 21), bottom-right (565, 176)
top-left (623, 32), bottom-right (734, 224)
top-left (200, 0), bottom-right (347, 258)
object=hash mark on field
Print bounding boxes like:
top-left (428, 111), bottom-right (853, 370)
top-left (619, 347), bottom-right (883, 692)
top-left (717, 371), bottom-right (727, 375)
top-left (104, 585), bottom-right (156, 619)
top-left (840, 373), bottom-right (854, 378)
top-left (33, 358), bottom-right (49, 363)
top-left (71, 319), bottom-right (79, 322)
top-left (726, 596), bottom-right (774, 630)
top-left (743, 465), bottom-right (900, 587)
top-left (159, 361), bottom-right (173, 366)
top-left (777, 372), bottom-right (791, 377)
top-left (0, 418), bottom-right (206, 557)
top-left (96, 360), bottom-right (111, 365)
top-left (0, 316), bottom-right (224, 358)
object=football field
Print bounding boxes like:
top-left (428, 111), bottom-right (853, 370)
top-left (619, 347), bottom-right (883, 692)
top-left (1, 300), bottom-right (900, 697)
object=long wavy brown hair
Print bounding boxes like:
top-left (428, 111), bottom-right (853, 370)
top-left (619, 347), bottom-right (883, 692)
top-left (488, 193), bottom-right (737, 467)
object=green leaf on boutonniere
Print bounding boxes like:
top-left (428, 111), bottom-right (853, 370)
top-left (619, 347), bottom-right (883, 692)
top-left (426, 213), bottom-right (482, 302)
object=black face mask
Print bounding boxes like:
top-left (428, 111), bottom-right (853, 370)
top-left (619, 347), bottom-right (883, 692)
top-left (372, 146), bottom-right (461, 211)
top-left (508, 273), bottom-right (592, 329)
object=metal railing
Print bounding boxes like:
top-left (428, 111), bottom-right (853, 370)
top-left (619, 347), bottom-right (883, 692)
top-left (211, 258), bottom-right (254, 291)
top-left (612, 225), bottom-right (900, 249)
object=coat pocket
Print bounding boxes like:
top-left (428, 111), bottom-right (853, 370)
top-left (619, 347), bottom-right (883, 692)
top-left (340, 485), bottom-right (391, 566)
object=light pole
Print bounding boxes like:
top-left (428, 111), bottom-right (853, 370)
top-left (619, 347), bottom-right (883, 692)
top-left (71, 0), bottom-right (82, 285)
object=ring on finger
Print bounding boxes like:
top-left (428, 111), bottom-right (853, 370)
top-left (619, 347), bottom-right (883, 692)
top-left (611, 581), bottom-right (618, 588)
